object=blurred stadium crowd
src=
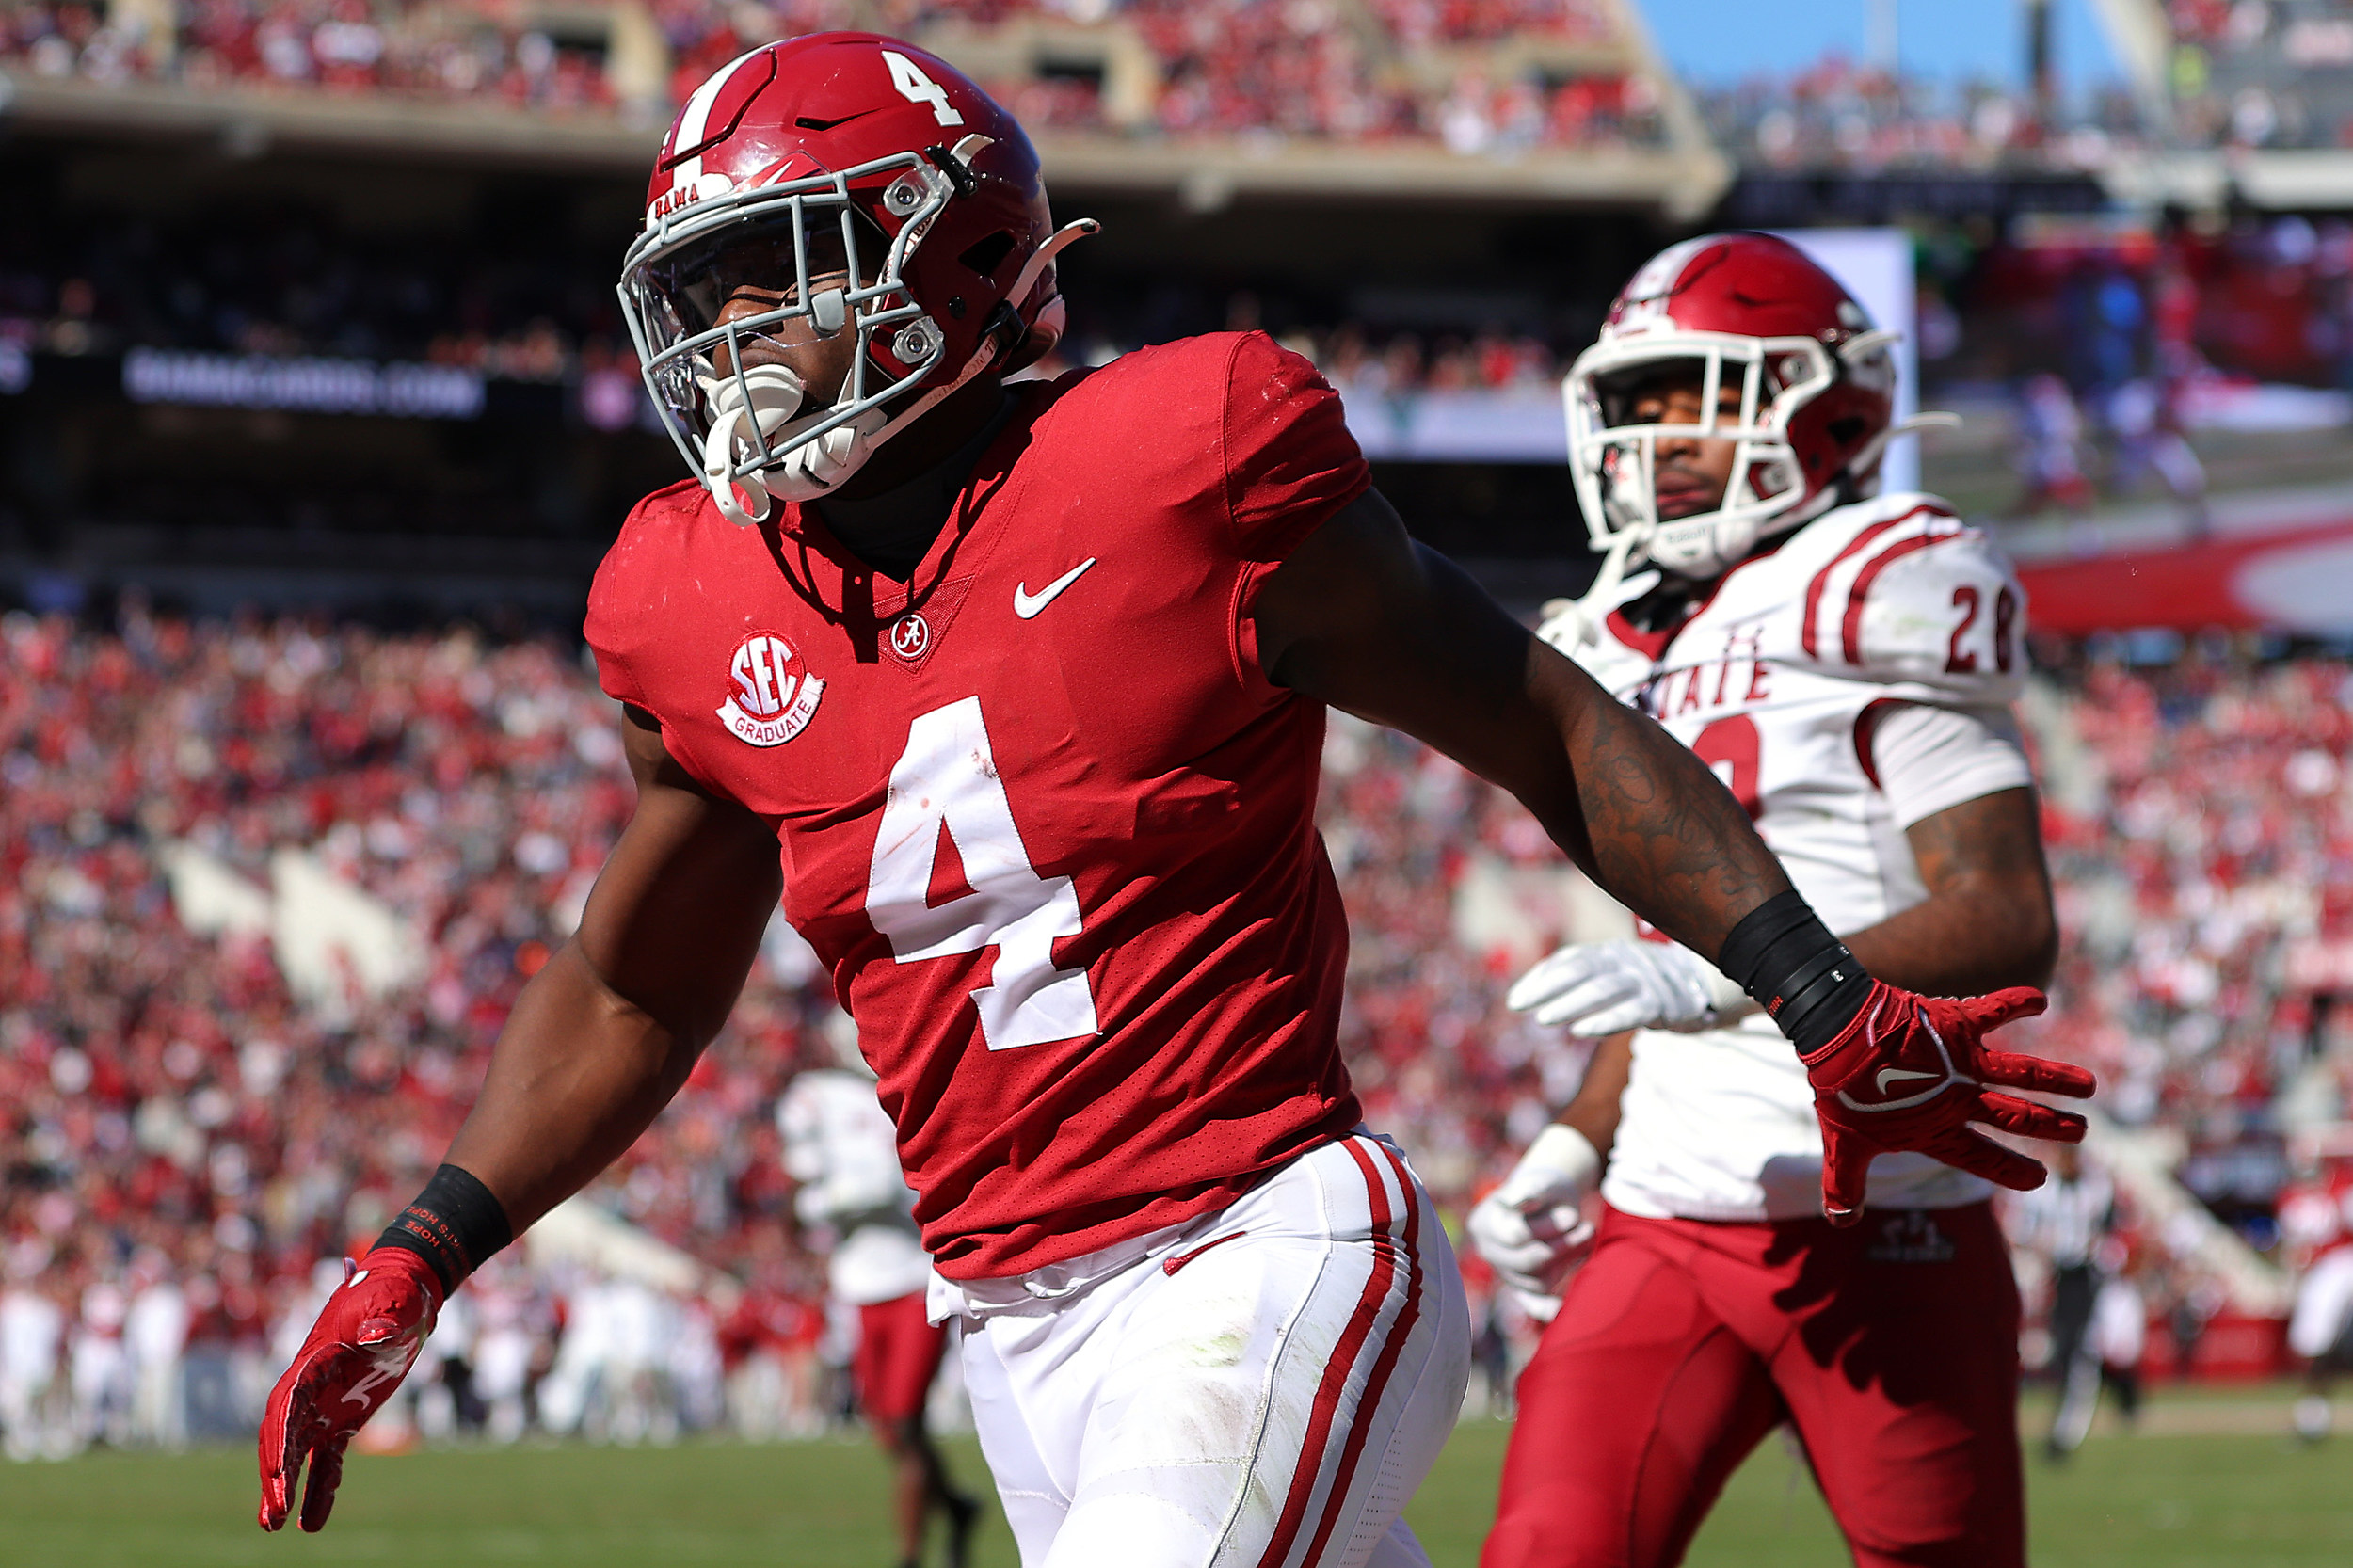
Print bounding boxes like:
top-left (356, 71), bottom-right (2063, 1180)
top-left (2, 606), bottom-right (2348, 1453)
top-left (0, 211), bottom-right (1569, 397)
top-left (2036, 648), bottom-right (2353, 1162)
top-left (18, 0), bottom-right (2353, 165)
top-left (0, 0), bottom-right (1666, 153)
top-left (1696, 56), bottom-right (2143, 173)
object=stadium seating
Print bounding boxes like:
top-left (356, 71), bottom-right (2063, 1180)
top-left (0, 0), bottom-right (1670, 152)
top-left (2163, 0), bottom-right (2353, 150)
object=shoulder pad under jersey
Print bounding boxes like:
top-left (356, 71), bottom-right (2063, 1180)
top-left (1779, 494), bottom-right (2028, 702)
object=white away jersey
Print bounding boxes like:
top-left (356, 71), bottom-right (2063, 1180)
top-left (1540, 493), bottom-right (2034, 1221)
top-left (776, 1070), bottom-right (933, 1305)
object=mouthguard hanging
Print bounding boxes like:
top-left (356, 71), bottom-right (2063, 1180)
top-left (696, 361), bottom-right (885, 525)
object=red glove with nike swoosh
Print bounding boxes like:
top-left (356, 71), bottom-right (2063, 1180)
top-left (257, 1247), bottom-right (442, 1532)
top-left (1801, 982), bottom-right (2096, 1226)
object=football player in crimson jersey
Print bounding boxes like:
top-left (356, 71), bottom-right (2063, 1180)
top-left (1470, 232), bottom-right (2073, 1568)
top-left (257, 44), bottom-right (2092, 1568)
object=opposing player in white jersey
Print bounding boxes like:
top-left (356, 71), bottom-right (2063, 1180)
top-left (2279, 1146), bottom-right (2353, 1443)
top-left (1472, 232), bottom-right (2062, 1568)
top-left (779, 1061), bottom-right (981, 1567)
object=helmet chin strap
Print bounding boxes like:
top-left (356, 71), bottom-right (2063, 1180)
top-left (695, 220), bottom-right (1101, 527)
top-left (1556, 521), bottom-right (1649, 650)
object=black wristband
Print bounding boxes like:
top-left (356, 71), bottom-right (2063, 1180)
top-left (1717, 890), bottom-right (1874, 1057)
top-left (376, 1164), bottom-right (513, 1295)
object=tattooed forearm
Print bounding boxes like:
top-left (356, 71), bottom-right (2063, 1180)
top-left (1537, 662), bottom-right (1789, 962)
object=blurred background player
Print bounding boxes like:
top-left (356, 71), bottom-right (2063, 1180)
top-left (2008, 372), bottom-right (2095, 524)
top-left (2009, 1141), bottom-right (2125, 1459)
top-left (0, 1261), bottom-right (72, 1463)
top-left (2101, 376), bottom-right (2207, 536)
top-left (778, 1038), bottom-right (981, 1568)
top-left (253, 38), bottom-right (2086, 1568)
top-left (1471, 232), bottom-right (2060, 1568)
top-left (2279, 1142), bottom-right (2353, 1442)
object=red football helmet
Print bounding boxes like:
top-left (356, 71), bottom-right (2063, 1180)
top-left (1563, 232), bottom-right (1900, 584)
top-left (617, 33), bottom-right (1096, 524)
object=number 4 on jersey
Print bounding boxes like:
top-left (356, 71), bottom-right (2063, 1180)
top-left (867, 696), bottom-right (1096, 1049)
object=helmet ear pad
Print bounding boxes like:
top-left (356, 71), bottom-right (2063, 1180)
top-left (1784, 370), bottom-right (1893, 494)
top-left (863, 130), bottom-right (1063, 386)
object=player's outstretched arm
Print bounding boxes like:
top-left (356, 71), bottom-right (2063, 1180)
top-left (1252, 491), bottom-right (2092, 1224)
top-left (259, 707), bottom-right (778, 1533)
top-left (438, 705), bottom-right (782, 1231)
top-left (1508, 782), bottom-right (2057, 1038)
top-left (1251, 489), bottom-right (1790, 961)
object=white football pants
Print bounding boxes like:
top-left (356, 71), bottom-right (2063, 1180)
top-left (2290, 1248), bottom-right (2353, 1360)
top-left (931, 1132), bottom-right (1470, 1568)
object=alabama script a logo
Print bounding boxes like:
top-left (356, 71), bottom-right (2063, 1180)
top-left (718, 632), bottom-right (824, 747)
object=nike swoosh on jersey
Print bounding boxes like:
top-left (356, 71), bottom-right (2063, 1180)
top-left (1875, 1066), bottom-right (1941, 1095)
top-left (1014, 557), bottom-right (1097, 619)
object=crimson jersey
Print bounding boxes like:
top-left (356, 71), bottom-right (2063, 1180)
top-left (586, 331), bottom-right (1369, 1280)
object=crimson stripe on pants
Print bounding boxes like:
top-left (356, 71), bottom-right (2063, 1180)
top-left (1251, 1138), bottom-right (1403, 1568)
top-left (1291, 1139), bottom-right (1426, 1568)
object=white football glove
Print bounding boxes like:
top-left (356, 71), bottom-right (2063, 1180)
top-left (1504, 938), bottom-right (1751, 1037)
top-left (1466, 1124), bottom-right (1602, 1321)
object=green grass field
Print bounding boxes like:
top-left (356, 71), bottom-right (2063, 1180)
top-left (3, 1403), bottom-right (2348, 1567)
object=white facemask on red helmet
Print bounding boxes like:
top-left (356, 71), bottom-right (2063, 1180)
top-left (1562, 232), bottom-right (1914, 594)
top-left (617, 33), bottom-right (1096, 525)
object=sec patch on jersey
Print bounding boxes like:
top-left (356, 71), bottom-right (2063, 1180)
top-left (715, 631), bottom-right (825, 746)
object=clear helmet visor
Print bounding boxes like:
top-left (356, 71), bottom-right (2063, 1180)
top-left (623, 193), bottom-right (923, 451)
top-left (616, 154), bottom-right (956, 518)
top-left (641, 203), bottom-right (865, 342)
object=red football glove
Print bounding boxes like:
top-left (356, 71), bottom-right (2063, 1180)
top-left (257, 1246), bottom-right (442, 1532)
top-left (1801, 982), bottom-right (2095, 1227)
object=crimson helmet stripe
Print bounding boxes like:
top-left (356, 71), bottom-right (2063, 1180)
top-left (1611, 234), bottom-right (1720, 328)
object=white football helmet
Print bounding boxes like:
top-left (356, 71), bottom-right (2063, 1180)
top-left (1563, 232), bottom-right (1911, 594)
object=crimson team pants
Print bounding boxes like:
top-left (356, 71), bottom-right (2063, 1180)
top-left (1484, 1202), bottom-right (2024, 1568)
top-left (856, 1291), bottom-right (951, 1424)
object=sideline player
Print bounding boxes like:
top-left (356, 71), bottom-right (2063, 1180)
top-left (2009, 1140), bottom-right (2122, 1459)
top-left (258, 46), bottom-right (2091, 1568)
top-left (1471, 232), bottom-right (2066, 1567)
top-left (2280, 1142), bottom-right (2353, 1442)
top-left (779, 1052), bottom-right (982, 1565)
